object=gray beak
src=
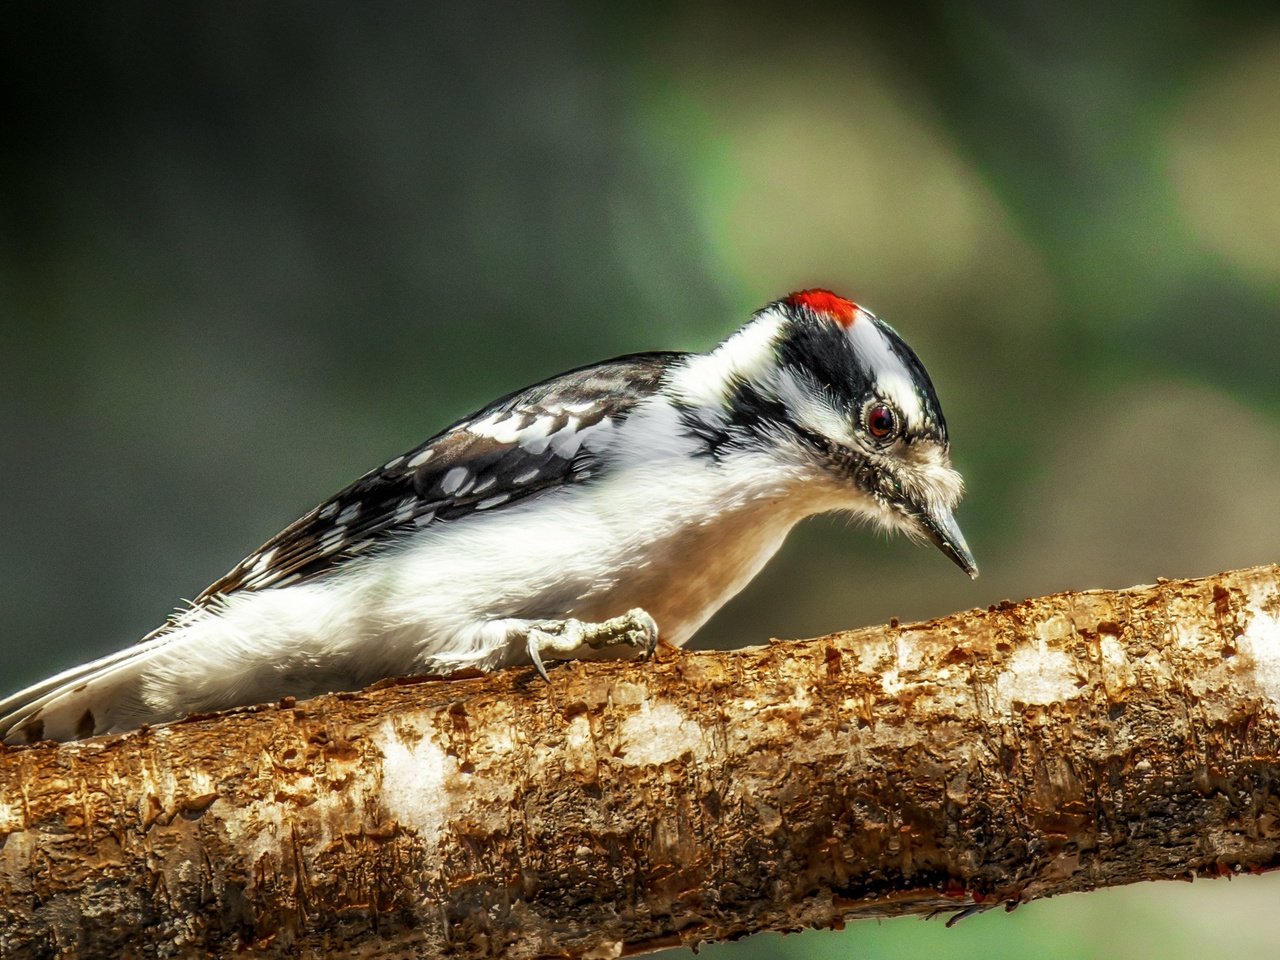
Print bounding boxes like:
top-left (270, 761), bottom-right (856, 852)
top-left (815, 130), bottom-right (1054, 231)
top-left (917, 504), bottom-right (979, 579)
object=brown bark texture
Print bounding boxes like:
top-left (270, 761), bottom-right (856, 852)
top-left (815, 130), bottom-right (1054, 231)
top-left (2, 564), bottom-right (1280, 958)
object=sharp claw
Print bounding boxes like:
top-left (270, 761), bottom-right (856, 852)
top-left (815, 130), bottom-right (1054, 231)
top-left (632, 609), bottom-right (659, 659)
top-left (527, 635), bottom-right (552, 683)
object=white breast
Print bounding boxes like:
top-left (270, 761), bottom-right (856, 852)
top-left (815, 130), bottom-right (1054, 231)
top-left (376, 413), bottom-right (818, 653)
top-left (135, 400), bottom-right (830, 713)
top-left (389, 458), bottom-right (803, 647)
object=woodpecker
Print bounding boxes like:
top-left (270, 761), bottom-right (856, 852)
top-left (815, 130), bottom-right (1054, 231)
top-left (0, 290), bottom-right (976, 743)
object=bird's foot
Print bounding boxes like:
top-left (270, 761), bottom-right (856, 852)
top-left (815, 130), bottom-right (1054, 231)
top-left (524, 608), bottom-right (659, 681)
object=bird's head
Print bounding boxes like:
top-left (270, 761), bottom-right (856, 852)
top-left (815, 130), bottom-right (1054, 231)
top-left (676, 289), bottom-right (977, 578)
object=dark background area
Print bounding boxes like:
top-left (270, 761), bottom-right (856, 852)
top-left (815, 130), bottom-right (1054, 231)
top-left (3, 3), bottom-right (1279, 956)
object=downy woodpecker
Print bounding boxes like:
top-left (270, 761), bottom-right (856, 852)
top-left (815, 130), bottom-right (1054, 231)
top-left (0, 290), bottom-right (975, 743)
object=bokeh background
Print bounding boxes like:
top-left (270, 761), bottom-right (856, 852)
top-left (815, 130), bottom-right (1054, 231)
top-left (3, 2), bottom-right (1280, 956)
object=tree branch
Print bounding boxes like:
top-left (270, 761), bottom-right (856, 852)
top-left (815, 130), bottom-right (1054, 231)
top-left (3, 565), bottom-right (1280, 958)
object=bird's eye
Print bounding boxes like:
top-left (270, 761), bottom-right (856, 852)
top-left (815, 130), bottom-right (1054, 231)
top-left (865, 402), bottom-right (899, 441)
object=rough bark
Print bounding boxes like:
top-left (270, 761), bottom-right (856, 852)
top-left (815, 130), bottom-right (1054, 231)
top-left (2, 564), bottom-right (1280, 958)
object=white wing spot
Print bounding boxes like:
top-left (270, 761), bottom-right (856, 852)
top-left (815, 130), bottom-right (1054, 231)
top-left (519, 434), bottom-right (553, 455)
top-left (472, 475), bottom-right (496, 495)
top-left (394, 497), bottom-right (417, 523)
top-left (408, 448), bottom-right (435, 469)
top-left (549, 421), bottom-right (583, 458)
top-left (414, 509), bottom-right (437, 528)
top-left (512, 468), bottom-right (542, 485)
top-left (441, 467), bottom-right (471, 496)
top-left (318, 502), bottom-right (339, 519)
top-left (337, 502), bottom-right (361, 524)
top-left (383, 455), bottom-right (405, 470)
top-left (469, 413), bottom-right (525, 444)
top-left (477, 493), bottom-right (511, 510)
top-left (251, 548), bottom-right (277, 573)
top-left (525, 415), bottom-right (557, 439)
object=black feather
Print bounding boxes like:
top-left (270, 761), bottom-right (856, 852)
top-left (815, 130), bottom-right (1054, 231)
top-left (195, 352), bottom-right (679, 604)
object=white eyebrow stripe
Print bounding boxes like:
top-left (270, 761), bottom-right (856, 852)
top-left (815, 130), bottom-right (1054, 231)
top-left (848, 319), bottom-right (924, 425)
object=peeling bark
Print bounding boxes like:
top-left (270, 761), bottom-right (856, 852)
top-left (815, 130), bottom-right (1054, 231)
top-left (3, 564), bottom-right (1280, 958)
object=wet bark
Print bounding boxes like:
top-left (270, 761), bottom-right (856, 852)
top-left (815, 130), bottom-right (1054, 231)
top-left (2, 564), bottom-right (1280, 958)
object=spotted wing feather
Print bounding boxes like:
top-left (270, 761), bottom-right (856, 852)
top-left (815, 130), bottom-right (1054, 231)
top-left (194, 352), bottom-right (679, 605)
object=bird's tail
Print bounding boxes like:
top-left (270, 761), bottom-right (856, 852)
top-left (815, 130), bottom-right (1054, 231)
top-left (0, 627), bottom-right (184, 744)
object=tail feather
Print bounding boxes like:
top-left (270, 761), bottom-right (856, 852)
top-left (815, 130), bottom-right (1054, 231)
top-left (0, 632), bottom-right (182, 744)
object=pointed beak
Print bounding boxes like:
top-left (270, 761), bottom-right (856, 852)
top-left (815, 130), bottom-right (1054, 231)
top-left (916, 504), bottom-right (978, 579)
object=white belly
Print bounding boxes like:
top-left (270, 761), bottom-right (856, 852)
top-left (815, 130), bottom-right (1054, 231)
top-left (379, 454), bottom-right (813, 651)
top-left (137, 451), bottom-right (821, 715)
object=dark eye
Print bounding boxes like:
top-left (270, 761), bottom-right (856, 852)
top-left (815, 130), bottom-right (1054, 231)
top-left (865, 402), bottom-right (899, 441)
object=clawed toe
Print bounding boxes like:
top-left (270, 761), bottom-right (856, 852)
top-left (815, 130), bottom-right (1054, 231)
top-left (623, 608), bottom-right (660, 659)
top-left (525, 632), bottom-right (552, 683)
top-left (521, 609), bottom-right (660, 681)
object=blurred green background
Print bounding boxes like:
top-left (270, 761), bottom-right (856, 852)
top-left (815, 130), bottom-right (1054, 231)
top-left (3, 2), bottom-right (1280, 956)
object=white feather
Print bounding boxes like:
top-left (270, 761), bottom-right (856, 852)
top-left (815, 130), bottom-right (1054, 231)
top-left (669, 307), bottom-right (785, 410)
top-left (848, 317), bottom-right (925, 426)
top-left (0, 302), bottom-right (971, 744)
top-left (0, 390), bottom-right (846, 742)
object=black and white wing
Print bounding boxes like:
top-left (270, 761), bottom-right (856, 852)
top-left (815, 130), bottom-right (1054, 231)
top-left (193, 352), bottom-right (680, 605)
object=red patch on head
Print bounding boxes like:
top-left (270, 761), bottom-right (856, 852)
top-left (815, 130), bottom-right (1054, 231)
top-left (785, 289), bottom-right (859, 328)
